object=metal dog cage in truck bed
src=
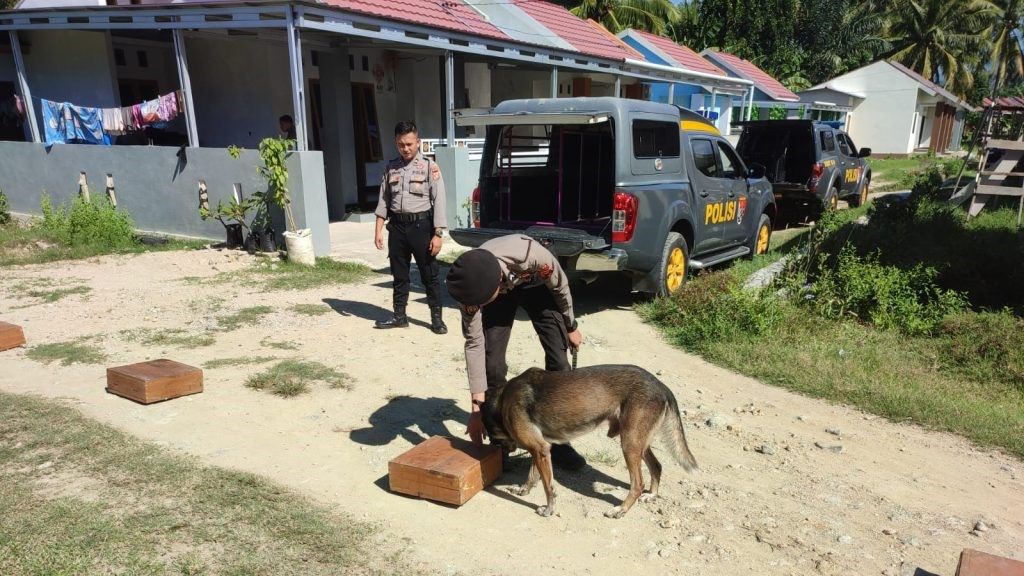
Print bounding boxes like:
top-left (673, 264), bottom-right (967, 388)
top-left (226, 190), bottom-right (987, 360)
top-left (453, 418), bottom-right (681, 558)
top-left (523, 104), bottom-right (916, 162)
top-left (450, 105), bottom-right (617, 261)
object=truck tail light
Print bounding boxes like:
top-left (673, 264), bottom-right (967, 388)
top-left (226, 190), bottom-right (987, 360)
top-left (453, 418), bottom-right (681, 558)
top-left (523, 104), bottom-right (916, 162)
top-left (471, 186), bottom-right (481, 228)
top-left (612, 191), bottom-right (639, 244)
top-left (809, 162), bottom-right (824, 188)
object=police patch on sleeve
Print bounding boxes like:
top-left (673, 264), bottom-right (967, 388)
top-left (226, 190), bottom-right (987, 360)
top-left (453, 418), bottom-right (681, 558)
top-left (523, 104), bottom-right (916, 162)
top-left (538, 264), bottom-right (553, 280)
top-left (431, 163), bottom-right (441, 182)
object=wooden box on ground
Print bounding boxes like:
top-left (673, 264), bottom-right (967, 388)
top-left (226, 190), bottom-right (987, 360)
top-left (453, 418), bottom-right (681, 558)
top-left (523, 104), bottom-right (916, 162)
top-left (106, 359), bottom-right (203, 404)
top-left (0, 322), bottom-right (26, 351)
top-left (388, 436), bottom-right (502, 506)
top-left (956, 548), bottom-right (1024, 576)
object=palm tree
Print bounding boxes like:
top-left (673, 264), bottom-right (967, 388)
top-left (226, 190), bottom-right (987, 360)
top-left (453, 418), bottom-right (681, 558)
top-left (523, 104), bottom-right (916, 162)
top-left (884, 0), bottom-right (997, 97)
top-left (988, 0), bottom-right (1024, 94)
top-left (559, 0), bottom-right (680, 34)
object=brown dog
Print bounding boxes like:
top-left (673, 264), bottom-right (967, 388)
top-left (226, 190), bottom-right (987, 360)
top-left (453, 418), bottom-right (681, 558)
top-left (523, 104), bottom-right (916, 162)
top-left (481, 364), bottom-right (698, 518)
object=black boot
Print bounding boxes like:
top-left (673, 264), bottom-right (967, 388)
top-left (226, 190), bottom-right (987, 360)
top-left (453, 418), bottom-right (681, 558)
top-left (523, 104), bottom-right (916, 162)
top-left (375, 310), bottom-right (409, 329)
top-left (550, 443), bottom-right (586, 471)
top-left (430, 307), bottom-right (448, 335)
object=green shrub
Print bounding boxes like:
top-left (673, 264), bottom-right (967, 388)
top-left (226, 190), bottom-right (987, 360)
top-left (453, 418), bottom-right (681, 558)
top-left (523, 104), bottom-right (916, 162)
top-left (939, 156), bottom-right (966, 179)
top-left (0, 189), bottom-right (10, 226)
top-left (939, 311), bottom-right (1024, 391)
top-left (638, 271), bottom-right (783, 351)
top-left (808, 245), bottom-right (966, 335)
top-left (38, 194), bottom-right (138, 250)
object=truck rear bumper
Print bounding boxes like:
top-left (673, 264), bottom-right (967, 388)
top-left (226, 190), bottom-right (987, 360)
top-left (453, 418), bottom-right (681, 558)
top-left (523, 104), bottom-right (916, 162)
top-left (576, 248), bottom-right (628, 272)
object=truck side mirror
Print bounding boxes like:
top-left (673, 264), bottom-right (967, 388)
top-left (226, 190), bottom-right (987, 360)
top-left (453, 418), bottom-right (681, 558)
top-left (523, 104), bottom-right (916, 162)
top-left (747, 163), bottom-right (766, 179)
top-left (859, 147), bottom-right (872, 158)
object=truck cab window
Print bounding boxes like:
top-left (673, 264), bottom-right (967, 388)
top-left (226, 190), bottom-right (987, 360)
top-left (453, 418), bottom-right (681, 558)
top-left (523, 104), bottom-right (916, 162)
top-left (820, 131), bottom-right (836, 152)
top-left (691, 139), bottom-right (718, 177)
top-left (718, 141), bottom-right (746, 179)
top-left (633, 120), bottom-right (680, 158)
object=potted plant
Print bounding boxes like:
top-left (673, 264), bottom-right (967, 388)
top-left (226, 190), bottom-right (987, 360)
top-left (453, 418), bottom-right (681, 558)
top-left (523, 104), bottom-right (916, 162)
top-left (198, 184), bottom-right (255, 249)
top-left (258, 137), bottom-right (315, 265)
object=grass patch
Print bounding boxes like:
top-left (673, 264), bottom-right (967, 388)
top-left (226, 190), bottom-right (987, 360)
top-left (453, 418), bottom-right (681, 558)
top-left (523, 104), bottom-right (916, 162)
top-left (120, 328), bottom-right (217, 349)
top-left (217, 306), bottom-right (274, 331)
top-left (202, 356), bottom-right (278, 369)
top-left (261, 338), bottom-right (299, 351)
top-left (6, 278), bottom-right (92, 305)
top-left (290, 303), bottom-right (331, 316)
top-left (868, 154), bottom-right (976, 192)
top-left (437, 249), bottom-right (468, 266)
top-left (585, 449), bottom-right (620, 467)
top-left (0, 392), bottom-right (412, 575)
top-left (0, 215), bottom-right (206, 268)
top-left (245, 360), bottom-right (352, 397)
top-left (200, 258), bottom-right (374, 291)
top-left (26, 339), bottom-right (107, 366)
top-left (641, 292), bottom-right (1024, 457)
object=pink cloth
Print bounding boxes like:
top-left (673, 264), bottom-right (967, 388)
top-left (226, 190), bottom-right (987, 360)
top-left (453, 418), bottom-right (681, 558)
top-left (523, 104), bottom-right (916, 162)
top-left (157, 92), bottom-right (179, 122)
top-left (130, 104), bottom-right (144, 128)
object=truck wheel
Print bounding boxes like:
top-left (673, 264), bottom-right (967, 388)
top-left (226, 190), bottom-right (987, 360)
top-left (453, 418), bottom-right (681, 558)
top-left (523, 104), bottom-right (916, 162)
top-left (657, 232), bottom-right (689, 297)
top-left (848, 177), bottom-right (870, 208)
top-left (747, 213), bottom-right (772, 258)
top-left (815, 187), bottom-right (839, 219)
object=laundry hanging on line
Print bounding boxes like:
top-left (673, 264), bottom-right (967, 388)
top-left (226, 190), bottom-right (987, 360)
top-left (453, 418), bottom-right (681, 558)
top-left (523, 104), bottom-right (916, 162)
top-left (39, 90), bottom-right (184, 145)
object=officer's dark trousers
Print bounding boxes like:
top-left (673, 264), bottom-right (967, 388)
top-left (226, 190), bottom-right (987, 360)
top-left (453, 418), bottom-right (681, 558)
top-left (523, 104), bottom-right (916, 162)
top-left (482, 285), bottom-right (569, 390)
top-left (387, 219), bottom-right (441, 313)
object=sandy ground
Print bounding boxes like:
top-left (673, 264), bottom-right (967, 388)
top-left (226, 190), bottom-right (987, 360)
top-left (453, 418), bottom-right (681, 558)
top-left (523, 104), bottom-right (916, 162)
top-left (1, 223), bottom-right (1022, 576)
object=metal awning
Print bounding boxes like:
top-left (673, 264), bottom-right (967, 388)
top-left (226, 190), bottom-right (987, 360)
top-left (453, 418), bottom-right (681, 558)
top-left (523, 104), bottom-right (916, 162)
top-left (454, 110), bottom-right (610, 126)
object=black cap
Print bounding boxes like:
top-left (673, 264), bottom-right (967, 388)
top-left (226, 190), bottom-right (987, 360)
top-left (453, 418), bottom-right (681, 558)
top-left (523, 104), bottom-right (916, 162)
top-left (446, 249), bottom-right (500, 306)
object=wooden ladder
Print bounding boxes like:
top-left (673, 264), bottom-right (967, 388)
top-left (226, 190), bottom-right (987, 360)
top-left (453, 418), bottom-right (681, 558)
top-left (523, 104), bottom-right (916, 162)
top-left (969, 139), bottom-right (1024, 227)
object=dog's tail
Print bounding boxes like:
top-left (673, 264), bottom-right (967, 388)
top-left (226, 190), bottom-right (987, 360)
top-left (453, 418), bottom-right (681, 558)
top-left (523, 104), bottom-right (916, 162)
top-left (661, 395), bottom-right (699, 472)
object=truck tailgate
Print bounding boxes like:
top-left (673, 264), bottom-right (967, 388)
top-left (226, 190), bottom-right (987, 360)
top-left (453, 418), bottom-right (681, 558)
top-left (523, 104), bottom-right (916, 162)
top-left (450, 226), bottom-right (609, 258)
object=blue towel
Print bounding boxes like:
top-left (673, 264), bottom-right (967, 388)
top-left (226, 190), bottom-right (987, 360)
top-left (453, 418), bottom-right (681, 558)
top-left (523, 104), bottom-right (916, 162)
top-left (41, 100), bottom-right (107, 145)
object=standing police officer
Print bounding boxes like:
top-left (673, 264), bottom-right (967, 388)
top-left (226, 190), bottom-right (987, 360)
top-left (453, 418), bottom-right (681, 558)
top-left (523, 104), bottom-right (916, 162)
top-left (374, 121), bottom-right (448, 335)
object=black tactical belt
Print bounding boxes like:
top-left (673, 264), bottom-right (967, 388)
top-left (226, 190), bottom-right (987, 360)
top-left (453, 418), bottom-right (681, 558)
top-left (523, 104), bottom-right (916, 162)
top-left (389, 210), bottom-right (432, 223)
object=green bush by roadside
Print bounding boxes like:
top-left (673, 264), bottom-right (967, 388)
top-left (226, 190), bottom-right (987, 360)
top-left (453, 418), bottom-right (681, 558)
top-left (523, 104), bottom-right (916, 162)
top-left (39, 193), bottom-right (138, 250)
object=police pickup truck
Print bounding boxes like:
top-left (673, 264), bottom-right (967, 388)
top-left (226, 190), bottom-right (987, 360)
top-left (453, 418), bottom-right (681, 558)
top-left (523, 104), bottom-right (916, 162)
top-left (736, 120), bottom-right (872, 219)
top-left (450, 97), bottom-right (776, 296)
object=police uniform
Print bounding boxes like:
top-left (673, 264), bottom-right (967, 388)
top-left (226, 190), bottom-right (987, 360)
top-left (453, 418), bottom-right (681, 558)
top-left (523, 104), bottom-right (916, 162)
top-left (456, 234), bottom-right (585, 469)
top-left (459, 234), bottom-right (575, 395)
top-left (374, 151), bottom-right (448, 333)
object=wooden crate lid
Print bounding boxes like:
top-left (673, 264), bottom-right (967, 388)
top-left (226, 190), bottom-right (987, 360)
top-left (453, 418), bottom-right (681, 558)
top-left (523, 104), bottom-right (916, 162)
top-left (956, 549), bottom-right (1024, 576)
top-left (389, 436), bottom-right (500, 490)
top-left (107, 359), bottom-right (201, 381)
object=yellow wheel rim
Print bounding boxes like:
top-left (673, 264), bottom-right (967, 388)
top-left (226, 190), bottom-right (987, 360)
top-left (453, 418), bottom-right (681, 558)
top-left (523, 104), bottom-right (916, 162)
top-left (666, 247), bottom-right (686, 293)
top-left (830, 193), bottom-right (839, 211)
top-left (756, 224), bottom-right (770, 254)
top-left (860, 182), bottom-right (869, 205)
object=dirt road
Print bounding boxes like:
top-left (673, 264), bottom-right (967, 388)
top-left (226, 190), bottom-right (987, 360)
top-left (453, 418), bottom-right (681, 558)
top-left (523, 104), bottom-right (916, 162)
top-left (1, 247), bottom-right (1021, 576)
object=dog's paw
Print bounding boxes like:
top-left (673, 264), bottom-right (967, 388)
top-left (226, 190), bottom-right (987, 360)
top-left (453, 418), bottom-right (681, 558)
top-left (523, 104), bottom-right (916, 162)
top-left (536, 505), bottom-right (555, 517)
top-left (639, 492), bottom-right (659, 503)
top-left (604, 506), bottom-right (626, 519)
top-left (508, 485), bottom-right (532, 496)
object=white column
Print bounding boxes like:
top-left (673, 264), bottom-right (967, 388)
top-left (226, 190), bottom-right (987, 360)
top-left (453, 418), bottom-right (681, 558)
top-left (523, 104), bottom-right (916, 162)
top-left (172, 30), bottom-right (200, 148)
top-left (747, 87), bottom-right (755, 121)
top-left (550, 67), bottom-right (558, 98)
top-left (738, 89), bottom-right (747, 122)
top-left (668, 83), bottom-right (675, 105)
top-left (8, 31), bottom-right (40, 143)
top-left (286, 12), bottom-right (308, 151)
top-left (445, 50), bottom-right (455, 147)
top-left (614, 76), bottom-right (621, 97)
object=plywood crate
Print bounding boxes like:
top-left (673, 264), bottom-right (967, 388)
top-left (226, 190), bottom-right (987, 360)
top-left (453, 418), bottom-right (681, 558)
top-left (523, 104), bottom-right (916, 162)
top-left (388, 436), bottom-right (502, 506)
top-left (106, 359), bottom-right (203, 404)
top-left (0, 322), bottom-right (26, 351)
top-left (956, 549), bottom-right (1024, 576)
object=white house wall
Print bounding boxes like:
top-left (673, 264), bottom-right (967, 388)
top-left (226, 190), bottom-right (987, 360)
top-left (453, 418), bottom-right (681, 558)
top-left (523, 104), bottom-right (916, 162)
top-left (822, 61), bottom-right (922, 155)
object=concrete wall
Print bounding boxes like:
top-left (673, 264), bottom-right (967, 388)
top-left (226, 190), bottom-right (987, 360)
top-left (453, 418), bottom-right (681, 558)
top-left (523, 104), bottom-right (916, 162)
top-left (16, 30), bottom-right (119, 125)
top-left (0, 141), bottom-right (331, 255)
top-left (825, 61), bottom-right (920, 155)
top-left (433, 146), bottom-right (480, 229)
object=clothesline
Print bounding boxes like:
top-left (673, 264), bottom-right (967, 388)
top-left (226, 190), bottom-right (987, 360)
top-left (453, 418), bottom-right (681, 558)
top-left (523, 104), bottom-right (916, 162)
top-left (37, 91), bottom-right (183, 145)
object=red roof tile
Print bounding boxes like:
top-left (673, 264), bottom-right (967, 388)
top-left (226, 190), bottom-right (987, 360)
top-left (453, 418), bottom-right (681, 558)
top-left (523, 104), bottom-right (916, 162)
top-left (628, 30), bottom-right (724, 76)
top-left (511, 0), bottom-right (636, 61)
top-left (322, 0), bottom-right (508, 41)
top-left (704, 51), bottom-right (799, 101)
